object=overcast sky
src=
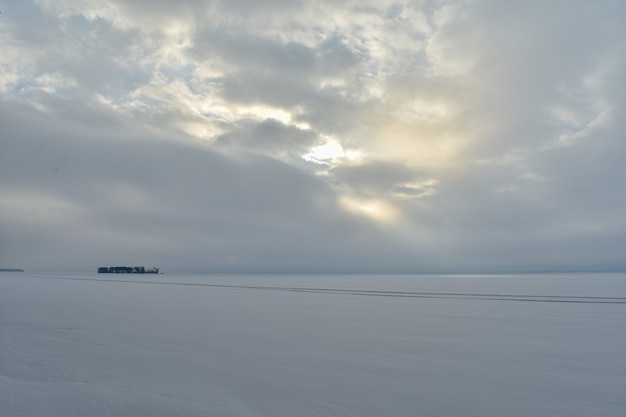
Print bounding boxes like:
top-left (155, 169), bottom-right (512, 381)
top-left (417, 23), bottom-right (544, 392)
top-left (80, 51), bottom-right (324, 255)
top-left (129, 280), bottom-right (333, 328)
top-left (1, 1), bottom-right (625, 273)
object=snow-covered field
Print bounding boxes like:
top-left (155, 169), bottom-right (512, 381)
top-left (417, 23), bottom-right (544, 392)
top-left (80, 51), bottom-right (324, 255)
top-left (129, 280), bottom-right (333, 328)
top-left (2, 272), bottom-right (625, 416)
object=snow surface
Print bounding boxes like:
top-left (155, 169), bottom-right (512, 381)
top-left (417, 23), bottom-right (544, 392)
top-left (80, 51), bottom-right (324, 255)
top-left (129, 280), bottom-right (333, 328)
top-left (2, 272), bottom-right (626, 416)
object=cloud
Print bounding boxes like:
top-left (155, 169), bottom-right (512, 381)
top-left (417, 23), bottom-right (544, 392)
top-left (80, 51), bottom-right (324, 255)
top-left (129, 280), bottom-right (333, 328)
top-left (1, 1), bottom-right (626, 272)
top-left (0, 99), bottom-right (424, 272)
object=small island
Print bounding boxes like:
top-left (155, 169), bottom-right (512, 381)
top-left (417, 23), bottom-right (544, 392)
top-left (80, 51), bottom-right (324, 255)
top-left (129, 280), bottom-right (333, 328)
top-left (0, 268), bottom-right (24, 272)
top-left (98, 266), bottom-right (159, 274)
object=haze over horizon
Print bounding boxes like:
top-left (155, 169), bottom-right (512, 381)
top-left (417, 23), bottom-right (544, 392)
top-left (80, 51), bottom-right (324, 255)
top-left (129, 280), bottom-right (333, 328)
top-left (2, 1), bottom-right (626, 273)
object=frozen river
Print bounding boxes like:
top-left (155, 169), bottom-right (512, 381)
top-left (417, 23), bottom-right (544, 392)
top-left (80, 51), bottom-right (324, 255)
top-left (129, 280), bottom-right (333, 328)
top-left (2, 272), bottom-right (625, 416)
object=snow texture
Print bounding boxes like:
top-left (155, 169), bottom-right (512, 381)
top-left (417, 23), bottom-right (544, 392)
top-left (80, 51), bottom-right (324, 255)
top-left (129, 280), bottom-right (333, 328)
top-left (2, 272), bottom-right (626, 416)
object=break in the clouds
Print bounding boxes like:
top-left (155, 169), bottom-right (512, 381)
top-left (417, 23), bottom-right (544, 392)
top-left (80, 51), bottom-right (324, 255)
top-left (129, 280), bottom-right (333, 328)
top-left (1, 0), bottom-right (625, 272)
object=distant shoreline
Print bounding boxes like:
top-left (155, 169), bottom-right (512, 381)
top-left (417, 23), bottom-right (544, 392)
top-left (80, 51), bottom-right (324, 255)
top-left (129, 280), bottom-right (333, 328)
top-left (0, 268), bottom-right (24, 272)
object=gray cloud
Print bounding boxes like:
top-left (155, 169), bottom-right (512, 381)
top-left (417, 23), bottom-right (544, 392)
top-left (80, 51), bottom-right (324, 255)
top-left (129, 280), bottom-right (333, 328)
top-left (2, 1), bottom-right (626, 272)
top-left (0, 100), bottom-right (422, 272)
top-left (330, 161), bottom-right (422, 196)
top-left (215, 118), bottom-right (317, 155)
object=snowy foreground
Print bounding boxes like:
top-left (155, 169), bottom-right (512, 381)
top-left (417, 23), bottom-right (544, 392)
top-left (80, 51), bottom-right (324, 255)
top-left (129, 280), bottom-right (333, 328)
top-left (2, 272), bottom-right (625, 417)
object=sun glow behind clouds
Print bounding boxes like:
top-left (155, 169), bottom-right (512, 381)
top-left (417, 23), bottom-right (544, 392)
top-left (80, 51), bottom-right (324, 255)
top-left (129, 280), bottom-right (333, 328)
top-left (339, 196), bottom-right (399, 224)
top-left (302, 138), bottom-right (365, 165)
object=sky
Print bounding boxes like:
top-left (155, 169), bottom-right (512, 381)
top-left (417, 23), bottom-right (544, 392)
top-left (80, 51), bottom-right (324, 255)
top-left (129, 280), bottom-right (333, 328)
top-left (1, 0), bottom-right (625, 273)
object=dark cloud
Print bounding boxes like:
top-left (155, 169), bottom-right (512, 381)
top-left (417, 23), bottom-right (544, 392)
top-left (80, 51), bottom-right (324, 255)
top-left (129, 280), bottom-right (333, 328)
top-left (0, 101), bottom-right (422, 272)
top-left (218, 73), bottom-right (315, 108)
top-left (215, 118), bottom-right (317, 155)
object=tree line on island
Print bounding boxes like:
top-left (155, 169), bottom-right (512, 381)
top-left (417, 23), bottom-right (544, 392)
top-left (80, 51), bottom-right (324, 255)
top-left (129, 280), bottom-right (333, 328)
top-left (98, 266), bottom-right (160, 274)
